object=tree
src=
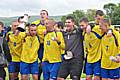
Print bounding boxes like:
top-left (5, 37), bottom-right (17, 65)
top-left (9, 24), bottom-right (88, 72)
top-left (61, 16), bottom-right (66, 24)
top-left (86, 9), bottom-right (96, 21)
top-left (61, 10), bottom-right (85, 26)
top-left (112, 3), bottom-right (120, 24)
top-left (103, 3), bottom-right (120, 24)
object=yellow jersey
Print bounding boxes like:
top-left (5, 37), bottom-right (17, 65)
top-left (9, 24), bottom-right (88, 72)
top-left (92, 25), bottom-right (103, 36)
top-left (42, 31), bottom-right (65, 63)
top-left (7, 31), bottom-right (23, 62)
top-left (84, 31), bottom-right (102, 63)
top-left (19, 32), bottom-right (40, 63)
top-left (101, 29), bottom-right (120, 69)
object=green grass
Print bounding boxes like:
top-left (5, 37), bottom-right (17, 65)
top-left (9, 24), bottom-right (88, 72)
top-left (5, 68), bottom-right (86, 80)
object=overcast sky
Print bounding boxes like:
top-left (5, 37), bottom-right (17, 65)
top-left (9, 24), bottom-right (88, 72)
top-left (0, 0), bottom-right (119, 17)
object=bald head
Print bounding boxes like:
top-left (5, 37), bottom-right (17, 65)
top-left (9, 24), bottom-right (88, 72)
top-left (11, 21), bottom-right (19, 32)
top-left (45, 19), bottom-right (56, 31)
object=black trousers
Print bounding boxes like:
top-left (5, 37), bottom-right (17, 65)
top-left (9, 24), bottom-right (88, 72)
top-left (38, 63), bottom-right (42, 80)
top-left (0, 67), bottom-right (6, 80)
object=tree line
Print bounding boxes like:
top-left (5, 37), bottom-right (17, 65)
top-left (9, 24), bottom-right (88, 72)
top-left (61, 3), bottom-right (120, 25)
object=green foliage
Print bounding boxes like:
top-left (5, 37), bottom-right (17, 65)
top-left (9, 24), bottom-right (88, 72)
top-left (103, 3), bottom-right (120, 24)
top-left (86, 9), bottom-right (96, 21)
top-left (112, 3), bottom-right (120, 24)
top-left (61, 9), bottom-right (96, 26)
top-left (61, 3), bottom-right (120, 25)
top-left (61, 10), bottom-right (85, 26)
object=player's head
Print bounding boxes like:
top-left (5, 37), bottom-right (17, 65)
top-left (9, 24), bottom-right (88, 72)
top-left (40, 10), bottom-right (48, 21)
top-left (99, 19), bottom-right (110, 33)
top-left (95, 10), bottom-right (104, 24)
top-left (65, 16), bottom-right (75, 31)
top-left (29, 24), bottom-right (37, 36)
top-left (79, 17), bottom-right (89, 30)
top-left (54, 21), bottom-right (64, 31)
top-left (45, 19), bottom-right (56, 31)
top-left (11, 21), bottom-right (19, 32)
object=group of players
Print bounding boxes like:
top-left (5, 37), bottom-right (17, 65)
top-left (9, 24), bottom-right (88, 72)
top-left (0, 9), bottom-right (119, 80)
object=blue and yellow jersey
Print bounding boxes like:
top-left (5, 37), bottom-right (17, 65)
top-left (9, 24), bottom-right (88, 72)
top-left (32, 20), bottom-right (46, 44)
top-left (101, 29), bottom-right (120, 69)
top-left (19, 32), bottom-right (40, 63)
top-left (42, 31), bottom-right (65, 63)
top-left (92, 25), bottom-right (103, 36)
top-left (7, 31), bottom-right (23, 62)
top-left (84, 30), bottom-right (102, 63)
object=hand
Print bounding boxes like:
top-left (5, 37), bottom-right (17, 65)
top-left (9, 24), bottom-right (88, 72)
top-left (110, 56), bottom-right (120, 63)
top-left (51, 37), bottom-right (59, 41)
top-left (106, 29), bottom-right (112, 37)
top-left (86, 25), bottom-right (91, 34)
top-left (26, 31), bottom-right (30, 36)
top-left (14, 30), bottom-right (20, 36)
top-left (44, 30), bottom-right (47, 35)
top-left (2, 64), bottom-right (7, 67)
top-left (115, 56), bottom-right (120, 63)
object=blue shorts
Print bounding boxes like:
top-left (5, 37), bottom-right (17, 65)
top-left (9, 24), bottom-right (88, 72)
top-left (119, 67), bottom-right (120, 78)
top-left (86, 61), bottom-right (101, 76)
top-left (38, 44), bottom-right (44, 62)
top-left (8, 61), bottom-right (20, 73)
top-left (101, 68), bottom-right (119, 79)
top-left (42, 61), bottom-right (61, 80)
top-left (20, 61), bottom-right (39, 75)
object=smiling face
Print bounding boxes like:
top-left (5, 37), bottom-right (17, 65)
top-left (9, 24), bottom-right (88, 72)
top-left (65, 19), bottom-right (74, 31)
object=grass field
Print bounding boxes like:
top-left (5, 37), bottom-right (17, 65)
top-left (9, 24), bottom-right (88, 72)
top-left (5, 68), bottom-right (86, 80)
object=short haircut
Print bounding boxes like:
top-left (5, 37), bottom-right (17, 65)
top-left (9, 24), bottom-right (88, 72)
top-left (41, 10), bottom-right (48, 16)
top-left (96, 10), bottom-right (104, 16)
top-left (102, 18), bottom-right (111, 26)
top-left (29, 24), bottom-right (37, 27)
top-left (66, 16), bottom-right (75, 22)
top-left (57, 21), bottom-right (64, 29)
top-left (0, 21), bottom-right (4, 27)
top-left (28, 24), bottom-right (37, 30)
top-left (79, 17), bottom-right (89, 23)
top-left (46, 19), bottom-right (56, 25)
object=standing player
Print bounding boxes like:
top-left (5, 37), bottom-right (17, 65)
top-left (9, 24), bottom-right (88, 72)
top-left (32, 10), bottom-right (48, 79)
top-left (42, 19), bottom-right (65, 80)
top-left (79, 17), bottom-right (102, 80)
top-left (7, 21), bottom-right (21, 80)
top-left (57, 16), bottom-right (84, 80)
top-left (99, 19), bottom-right (120, 80)
top-left (19, 24), bottom-right (40, 80)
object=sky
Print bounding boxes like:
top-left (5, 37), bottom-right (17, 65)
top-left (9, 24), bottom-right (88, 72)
top-left (0, 0), bottom-right (119, 17)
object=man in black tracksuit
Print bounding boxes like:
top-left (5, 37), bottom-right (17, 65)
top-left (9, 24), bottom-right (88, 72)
top-left (57, 16), bottom-right (84, 80)
top-left (0, 21), bottom-right (11, 80)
